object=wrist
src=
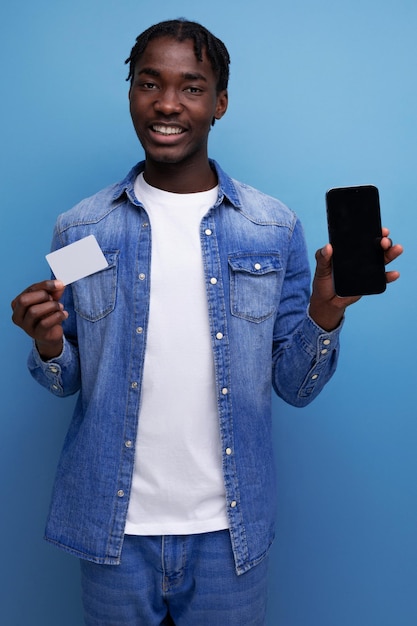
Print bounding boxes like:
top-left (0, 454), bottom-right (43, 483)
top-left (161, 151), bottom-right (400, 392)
top-left (35, 339), bottom-right (64, 361)
top-left (308, 298), bottom-right (345, 332)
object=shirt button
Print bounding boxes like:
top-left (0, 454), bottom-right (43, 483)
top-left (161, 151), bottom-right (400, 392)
top-left (230, 500), bottom-right (237, 508)
top-left (205, 228), bottom-right (212, 236)
top-left (216, 332), bottom-right (224, 340)
top-left (136, 327), bottom-right (143, 334)
top-left (210, 277), bottom-right (218, 285)
top-left (142, 222), bottom-right (149, 228)
top-left (323, 339), bottom-right (331, 346)
top-left (321, 349), bottom-right (328, 355)
top-left (139, 273), bottom-right (146, 281)
top-left (125, 440), bottom-right (133, 448)
top-left (131, 381), bottom-right (138, 389)
top-left (117, 490), bottom-right (124, 498)
top-left (48, 366), bottom-right (59, 373)
top-left (254, 263), bottom-right (262, 270)
top-left (51, 384), bottom-right (59, 391)
top-left (226, 447), bottom-right (232, 455)
top-left (311, 374), bottom-right (319, 380)
top-left (221, 387), bottom-right (228, 395)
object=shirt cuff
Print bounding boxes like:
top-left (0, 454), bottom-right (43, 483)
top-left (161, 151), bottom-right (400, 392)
top-left (302, 307), bottom-right (344, 358)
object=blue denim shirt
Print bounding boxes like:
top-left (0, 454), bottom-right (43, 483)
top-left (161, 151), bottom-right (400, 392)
top-left (29, 160), bottom-right (342, 575)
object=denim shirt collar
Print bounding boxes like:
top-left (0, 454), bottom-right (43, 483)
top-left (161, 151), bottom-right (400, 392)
top-left (111, 159), bottom-right (242, 209)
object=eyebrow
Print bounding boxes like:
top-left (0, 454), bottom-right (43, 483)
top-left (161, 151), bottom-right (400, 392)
top-left (182, 72), bottom-right (207, 82)
top-left (137, 68), bottom-right (207, 82)
top-left (137, 67), bottom-right (160, 78)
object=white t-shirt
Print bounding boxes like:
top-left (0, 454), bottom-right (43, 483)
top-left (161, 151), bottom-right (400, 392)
top-left (124, 173), bottom-right (229, 535)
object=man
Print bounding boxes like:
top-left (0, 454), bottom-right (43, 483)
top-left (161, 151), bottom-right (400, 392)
top-left (11, 19), bottom-right (402, 626)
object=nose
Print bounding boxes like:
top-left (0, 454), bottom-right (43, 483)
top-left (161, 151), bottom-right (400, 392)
top-left (154, 87), bottom-right (183, 115)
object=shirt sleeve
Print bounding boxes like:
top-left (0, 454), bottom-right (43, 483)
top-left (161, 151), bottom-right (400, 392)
top-left (28, 335), bottom-right (81, 397)
top-left (272, 218), bottom-right (343, 407)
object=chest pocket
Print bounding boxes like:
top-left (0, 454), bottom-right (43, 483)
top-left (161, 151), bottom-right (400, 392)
top-left (228, 253), bottom-right (283, 323)
top-left (73, 251), bottom-right (119, 322)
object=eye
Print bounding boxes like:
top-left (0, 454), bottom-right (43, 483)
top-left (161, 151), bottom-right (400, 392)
top-left (185, 86), bottom-right (203, 94)
top-left (137, 81), bottom-right (158, 90)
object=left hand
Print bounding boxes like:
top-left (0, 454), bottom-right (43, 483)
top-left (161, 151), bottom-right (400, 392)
top-left (309, 227), bottom-right (403, 331)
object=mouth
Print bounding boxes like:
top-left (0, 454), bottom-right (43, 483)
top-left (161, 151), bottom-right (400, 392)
top-left (151, 124), bottom-right (185, 136)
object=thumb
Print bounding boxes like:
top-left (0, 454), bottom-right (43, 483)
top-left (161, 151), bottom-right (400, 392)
top-left (50, 280), bottom-right (66, 301)
top-left (314, 244), bottom-right (333, 279)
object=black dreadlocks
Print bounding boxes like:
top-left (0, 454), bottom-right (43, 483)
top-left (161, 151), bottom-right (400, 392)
top-left (125, 18), bottom-right (230, 93)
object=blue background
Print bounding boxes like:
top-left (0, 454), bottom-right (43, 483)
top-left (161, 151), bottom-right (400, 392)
top-left (1, 1), bottom-right (416, 624)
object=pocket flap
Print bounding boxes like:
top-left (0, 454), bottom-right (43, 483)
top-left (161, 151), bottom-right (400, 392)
top-left (228, 253), bottom-right (282, 275)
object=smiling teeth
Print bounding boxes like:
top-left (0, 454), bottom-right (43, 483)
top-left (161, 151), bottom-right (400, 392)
top-left (153, 125), bottom-right (183, 135)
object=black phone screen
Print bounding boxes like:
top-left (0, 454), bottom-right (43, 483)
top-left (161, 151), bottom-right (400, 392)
top-left (326, 185), bottom-right (386, 297)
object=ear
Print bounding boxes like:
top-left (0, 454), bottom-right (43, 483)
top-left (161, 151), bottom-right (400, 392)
top-left (214, 90), bottom-right (228, 121)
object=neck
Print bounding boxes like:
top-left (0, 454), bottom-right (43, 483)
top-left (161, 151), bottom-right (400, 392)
top-left (143, 158), bottom-right (217, 194)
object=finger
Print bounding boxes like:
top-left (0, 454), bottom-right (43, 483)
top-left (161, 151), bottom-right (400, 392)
top-left (26, 300), bottom-right (65, 322)
top-left (384, 243), bottom-right (403, 265)
top-left (26, 279), bottom-right (65, 301)
top-left (380, 236), bottom-right (393, 253)
top-left (12, 295), bottom-right (50, 329)
top-left (12, 298), bottom-right (66, 334)
top-left (11, 280), bottom-right (65, 311)
top-left (386, 269), bottom-right (400, 284)
top-left (33, 307), bottom-right (68, 332)
top-left (15, 308), bottom-right (68, 342)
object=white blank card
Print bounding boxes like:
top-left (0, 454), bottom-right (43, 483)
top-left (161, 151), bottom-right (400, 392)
top-left (46, 235), bottom-right (108, 285)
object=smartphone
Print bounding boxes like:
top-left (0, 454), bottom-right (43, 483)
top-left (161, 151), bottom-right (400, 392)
top-left (326, 185), bottom-right (386, 297)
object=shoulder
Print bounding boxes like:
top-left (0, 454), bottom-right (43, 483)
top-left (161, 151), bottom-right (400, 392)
top-left (229, 178), bottom-right (298, 230)
top-left (213, 160), bottom-right (297, 229)
top-left (54, 183), bottom-right (123, 234)
top-left (54, 163), bottom-right (144, 234)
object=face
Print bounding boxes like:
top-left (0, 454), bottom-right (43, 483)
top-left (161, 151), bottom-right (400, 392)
top-left (128, 36), bottom-right (228, 168)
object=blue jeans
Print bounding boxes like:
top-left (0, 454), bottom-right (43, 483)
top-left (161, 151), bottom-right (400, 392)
top-left (80, 530), bottom-right (268, 625)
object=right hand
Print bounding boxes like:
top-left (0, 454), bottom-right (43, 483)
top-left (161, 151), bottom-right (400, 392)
top-left (11, 280), bottom-right (67, 359)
